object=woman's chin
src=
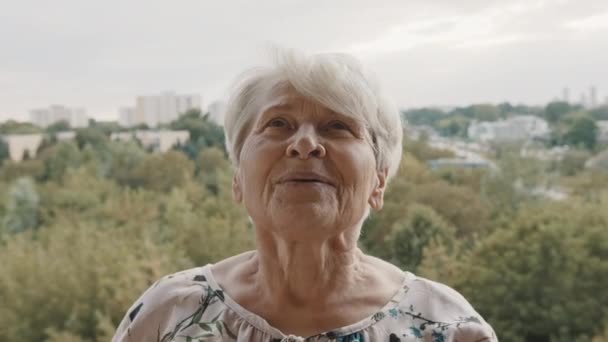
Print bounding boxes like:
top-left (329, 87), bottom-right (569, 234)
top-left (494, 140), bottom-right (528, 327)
top-left (268, 207), bottom-right (338, 238)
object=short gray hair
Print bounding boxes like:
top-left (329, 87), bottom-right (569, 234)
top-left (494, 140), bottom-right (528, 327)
top-left (224, 48), bottom-right (403, 181)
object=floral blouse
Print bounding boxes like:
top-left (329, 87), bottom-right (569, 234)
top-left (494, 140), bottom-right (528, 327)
top-left (113, 264), bottom-right (497, 342)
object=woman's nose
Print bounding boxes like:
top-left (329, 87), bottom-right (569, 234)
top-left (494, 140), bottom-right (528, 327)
top-left (286, 125), bottom-right (326, 159)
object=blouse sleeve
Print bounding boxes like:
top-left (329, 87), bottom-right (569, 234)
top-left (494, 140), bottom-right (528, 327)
top-left (112, 272), bottom-right (204, 342)
top-left (413, 276), bottom-right (499, 341)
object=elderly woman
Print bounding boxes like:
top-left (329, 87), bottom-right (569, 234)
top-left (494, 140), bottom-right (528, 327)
top-left (113, 50), bottom-right (497, 342)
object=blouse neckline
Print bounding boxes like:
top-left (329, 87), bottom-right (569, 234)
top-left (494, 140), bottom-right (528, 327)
top-left (200, 263), bottom-right (413, 340)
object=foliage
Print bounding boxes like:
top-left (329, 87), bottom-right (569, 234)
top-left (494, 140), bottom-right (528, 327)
top-left (0, 138), bottom-right (9, 165)
top-left (388, 204), bottom-right (455, 271)
top-left (589, 106), bottom-right (608, 121)
top-left (1, 177), bottom-right (40, 238)
top-left (46, 120), bottom-right (71, 133)
top-left (420, 200), bottom-right (608, 342)
top-left (74, 127), bottom-right (109, 150)
top-left (563, 116), bottom-right (598, 150)
top-left (544, 101), bottom-right (579, 123)
top-left (558, 149), bottom-right (591, 176)
top-left (402, 108), bottom-right (446, 126)
top-left (169, 109), bottom-right (225, 159)
top-left (0, 120), bottom-right (42, 134)
top-left (0, 116), bottom-right (606, 342)
top-left (40, 141), bottom-right (84, 181)
top-left (402, 135), bottom-right (455, 161)
top-left (128, 151), bottom-right (195, 192)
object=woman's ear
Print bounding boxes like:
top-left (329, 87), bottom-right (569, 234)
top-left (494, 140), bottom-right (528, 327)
top-left (368, 168), bottom-right (388, 211)
top-left (232, 171), bottom-right (243, 203)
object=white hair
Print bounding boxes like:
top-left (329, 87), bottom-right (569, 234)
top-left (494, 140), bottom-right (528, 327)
top-left (223, 48), bottom-right (403, 181)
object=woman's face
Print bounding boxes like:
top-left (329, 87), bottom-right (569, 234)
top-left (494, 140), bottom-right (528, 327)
top-left (234, 94), bottom-right (387, 242)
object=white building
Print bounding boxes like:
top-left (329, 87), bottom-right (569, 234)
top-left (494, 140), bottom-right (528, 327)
top-left (120, 92), bottom-right (202, 127)
top-left (597, 121), bottom-right (608, 144)
top-left (468, 115), bottom-right (549, 142)
top-left (110, 130), bottom-right (190, 153)
top-left (1, 134), bottom-right (44, 161)
top-left (118, 107), bottom-right (137, 128)
top-left (29, 105), bottom-right (88, 128)
top-left (55, 131), bottom-right (76, 141)
top-left (207, 100), bottom-right (227, 126)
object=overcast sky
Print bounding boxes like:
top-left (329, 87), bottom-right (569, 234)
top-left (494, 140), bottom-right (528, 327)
top-left (1, 0), bottom-right (608, 121)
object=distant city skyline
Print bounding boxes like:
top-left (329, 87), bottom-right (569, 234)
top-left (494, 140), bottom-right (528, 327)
top-left (2, 0), bottom-right (608, 121)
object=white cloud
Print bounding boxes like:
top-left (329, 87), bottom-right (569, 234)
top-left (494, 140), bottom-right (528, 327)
top-left (0, 0), bottom-right (607, 120)
top-left (564, 11), bottom-right (608, 31)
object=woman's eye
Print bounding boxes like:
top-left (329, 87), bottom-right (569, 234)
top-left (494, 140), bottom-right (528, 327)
top-left (267, 118), bottom-right (288, 128)
top-left (328, 121), bottom-right (349, 131)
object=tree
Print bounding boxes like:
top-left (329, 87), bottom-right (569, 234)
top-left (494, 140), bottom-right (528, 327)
top-left (74, 127), bottom-right (109, 150)
top-left (40, 141), bottom-right (84, 181)
top-left (1, 177), bottom-right (40, 236)
top-left (196, 147), bottom-right (231, 194)
top-left (471, 104), bottom-right (500, 121)
top-left (544, 101), bottom-right (578, 123)
top-left (169, 109), bottom-right (225, 158)
top-left (0, 160), bottom-right (45, 182)
top-left (558, 149), bottom-right (591, 176)
top-left (104, 141), bottom-right (147, 187)
top-left (389, 204), bottom-right (455, 271)
top-left (589, 106), bottom-right (608, 120)
top-left (0, 120), bottom-right (42, 134)
top-left (130, 151), bottom-right (195, 192)
top-left (564, 116), bottom-right (598, 150)
top-left (0, 139), bottom-right (9, 165)
top-left (46, 120), bottom-right (71, 133)
top-left (401, 108), bottom-right (446, 126)
top-left (423, 201), bottom-right (608, 342)
top-left (437, 115), bottom-right (469, 137)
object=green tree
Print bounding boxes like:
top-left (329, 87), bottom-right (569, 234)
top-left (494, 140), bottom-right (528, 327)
top-left (471, 104), bottom-right (500, 121)
top-left (0, 120), bottom-right (42, 134)
top-left (564, 116), bottom-right (598, 150)
top-left (104, 141), bottom-right (147, 187)
top-left (196, 146), bottom-right (231, 194)
top-left (437, 115), bottom-right (469, 137)
top-left (40, 141), bottom-right (84, 181)
top-left (558, 149), bottom-right (591, 176)
top-left (1, 177), bottom-right (40, 236)
top-left (169, 109), bottom-right (225, 158)
top-left (130, 151), bottom-right (195, 192)
top-left (589, 106), bottom-right (608, 120)
top-left (0, 160), bottom-right (45, 182)
top-left (0, 139), bottom-right (9, 165)
top-left (544, 101), bottom-right (577, 123)
top-left (75, 127), bottom-right (109, 150)
top-left (422, 200), bottom-right (608, 342)
top-left (389, 204), bottom-right (455, 271)
top-left (402, 108), bottom-right (446, 126)
top-left (46, 120), bottom-right (71, 133)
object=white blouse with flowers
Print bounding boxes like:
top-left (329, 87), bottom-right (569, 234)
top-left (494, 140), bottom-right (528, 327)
top-left (113, 264), bottom-right (497, 342)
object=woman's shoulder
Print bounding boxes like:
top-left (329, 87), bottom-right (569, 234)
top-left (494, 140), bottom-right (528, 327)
top-left (404, 273), bottom-right (475, 311)
top-left (136, 266), bottom-right (212, 304)
top-left (389, 272), bottom-right (497, 341)
top-left (112, 265), bottom-right (220, 342)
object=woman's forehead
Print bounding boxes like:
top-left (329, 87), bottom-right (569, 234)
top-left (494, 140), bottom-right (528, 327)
top-left (257, 91), bottom-right (361, 122)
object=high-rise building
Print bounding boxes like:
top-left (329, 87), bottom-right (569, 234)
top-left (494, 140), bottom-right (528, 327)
top-left (562, 87), bottom-right (570, 103)
top-left (580, 93), bottom-right (588, 108)
top-left (118, 107), bottom-right (137, 127)
top-left (29, 105), bottom-right (88, 128)
top-left (590, 86), bottom-right (597, 108)
top-left (207, 100), bottom-right (227, 126)
top-left (121, 91), bottom-right (202, 127)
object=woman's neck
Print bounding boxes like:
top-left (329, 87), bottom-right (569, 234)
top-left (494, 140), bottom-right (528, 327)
top-left (251, 228), bottom-right (365, 310)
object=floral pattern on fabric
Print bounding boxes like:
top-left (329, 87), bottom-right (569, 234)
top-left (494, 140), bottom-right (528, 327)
top-left (112, 265), bottom-right (497, 342)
